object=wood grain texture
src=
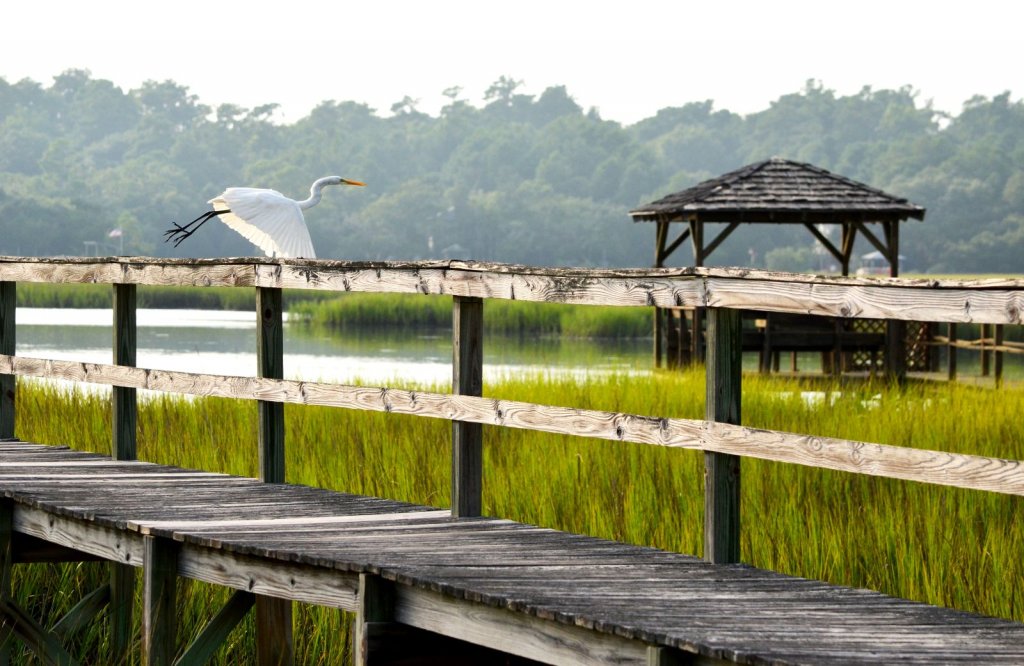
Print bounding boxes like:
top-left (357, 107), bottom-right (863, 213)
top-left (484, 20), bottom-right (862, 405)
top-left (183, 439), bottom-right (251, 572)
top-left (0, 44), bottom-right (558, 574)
top-left (5, 355), bottom-right (1023, 497)
top-left (174, 544), bottom-right (360, 612)
top-left (6, 443), bottom-right (1024, 664)
top-left (393, 584), bottom-right (649, 666)
top-left (1, 256), bottom-right (1021, 323)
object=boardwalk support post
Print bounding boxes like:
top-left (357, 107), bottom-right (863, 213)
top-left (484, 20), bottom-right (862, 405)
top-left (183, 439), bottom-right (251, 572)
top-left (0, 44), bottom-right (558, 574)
top-left (452, 296), bottom-right (483, 518)
top-left (355, 573), bottom-right (394, 666)
top-left (143, 535), bottom-right (178, 666)
top-left (255, 286), bottom-right (293, 666)
top-left (0, 282), bottom-right (14, 440)
top-left (111, 282), bottom-right (137, 660)
top-left (1, 500), bottom-right (11, 663)
top-left (704, 307), bottom-right (741, 564)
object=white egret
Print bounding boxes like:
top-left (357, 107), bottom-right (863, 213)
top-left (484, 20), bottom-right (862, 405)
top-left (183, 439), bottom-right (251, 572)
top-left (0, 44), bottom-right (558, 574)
top-left (165, 176), bottom-right (366, 258)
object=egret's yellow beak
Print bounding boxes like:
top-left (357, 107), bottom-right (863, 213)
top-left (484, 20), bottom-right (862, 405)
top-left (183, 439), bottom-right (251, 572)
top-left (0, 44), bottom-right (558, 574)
top-left (342, 179), bottom-right (366, 187)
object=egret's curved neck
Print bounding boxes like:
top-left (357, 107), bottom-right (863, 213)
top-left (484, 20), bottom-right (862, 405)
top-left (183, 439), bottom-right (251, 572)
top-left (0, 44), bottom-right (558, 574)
top-left (297, 178), bottom-right (334, 209)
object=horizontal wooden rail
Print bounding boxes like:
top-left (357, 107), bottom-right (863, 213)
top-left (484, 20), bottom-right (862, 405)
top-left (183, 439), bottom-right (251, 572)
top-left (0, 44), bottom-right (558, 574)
top-left (1, 256), bottom-right (1023, 324)
top-left (4, 354), bottom-right (1023, 497)
top-left (930, 336), bottom-right (1024, 354)
top-left (3, 255), bottom-right (1023, 664)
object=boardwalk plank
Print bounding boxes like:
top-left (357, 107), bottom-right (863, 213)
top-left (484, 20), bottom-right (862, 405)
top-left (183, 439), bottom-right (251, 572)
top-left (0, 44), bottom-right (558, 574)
top-left (3, 442), bottom-right (1024, 665)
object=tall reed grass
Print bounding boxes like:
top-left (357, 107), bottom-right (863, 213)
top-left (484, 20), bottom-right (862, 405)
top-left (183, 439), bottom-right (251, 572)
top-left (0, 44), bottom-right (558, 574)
top-left (7, 371), bottom-right (1024, 663)
top-left (290, 294), bottom-right (652, 338)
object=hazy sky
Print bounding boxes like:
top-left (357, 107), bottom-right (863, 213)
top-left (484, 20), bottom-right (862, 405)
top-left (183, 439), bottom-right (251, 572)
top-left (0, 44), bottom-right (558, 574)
top-left (2, 0), bottom-right (1018, 124)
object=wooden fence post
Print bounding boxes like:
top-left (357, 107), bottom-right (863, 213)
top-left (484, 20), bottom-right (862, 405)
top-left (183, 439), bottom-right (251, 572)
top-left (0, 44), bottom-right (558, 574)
top-left (994, 324), bottom-right (1004, 387)
top-left (0, 282), bottom-right (14, 440)
top-left (257, 287), bottom-right (285, 482)
top-left (111, 283), bottom-right (137, 661)
top-left (143, 535), bottom-right (178, 666)
top-left (980, 323), bottom-right (991, 377)
top-left (704, 307), bottom-right (741, 565)
top-left (255, 286), bottom-right (293, 665)
top-left (947, 323), bottom-right (958, 381)
top-left (452, 296), bottom-right (483, 518)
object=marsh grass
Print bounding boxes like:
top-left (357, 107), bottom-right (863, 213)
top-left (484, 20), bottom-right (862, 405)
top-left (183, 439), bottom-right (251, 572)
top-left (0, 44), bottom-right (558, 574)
top-left (290, 294), bottom-right (652, 338)
top-left (8, 372), bottom-right (1024, 663)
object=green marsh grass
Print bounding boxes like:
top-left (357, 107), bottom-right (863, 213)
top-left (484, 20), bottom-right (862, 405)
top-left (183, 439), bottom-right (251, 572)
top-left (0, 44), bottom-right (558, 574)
top-left (8, 372), bottom-right (1024, 663)
top-left (290, 294), bottom-right (652, 338)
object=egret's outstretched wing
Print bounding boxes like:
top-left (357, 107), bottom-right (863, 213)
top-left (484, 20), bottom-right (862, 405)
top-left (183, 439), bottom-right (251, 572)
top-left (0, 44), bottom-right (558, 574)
top-left (209, 188), bottom-right (317, 259)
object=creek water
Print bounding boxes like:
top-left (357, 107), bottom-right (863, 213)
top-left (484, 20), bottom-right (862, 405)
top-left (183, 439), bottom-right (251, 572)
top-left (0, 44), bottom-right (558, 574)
top-left (15, 308), bottom-right (651, 389)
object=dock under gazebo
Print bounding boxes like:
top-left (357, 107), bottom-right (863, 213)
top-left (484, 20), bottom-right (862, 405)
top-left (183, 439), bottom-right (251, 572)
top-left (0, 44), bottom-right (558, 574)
top-left (629, 157), bottom-right (927, 375)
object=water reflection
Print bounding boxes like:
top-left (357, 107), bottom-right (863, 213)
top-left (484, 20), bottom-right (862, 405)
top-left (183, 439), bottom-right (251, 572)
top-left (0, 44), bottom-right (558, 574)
top-left (15, 308), bottom-right (650, 387)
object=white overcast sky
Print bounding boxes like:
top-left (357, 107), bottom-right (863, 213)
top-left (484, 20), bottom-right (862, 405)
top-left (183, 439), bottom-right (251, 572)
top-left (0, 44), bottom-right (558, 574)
top-left (1, 0), bottom-right (1019, 124)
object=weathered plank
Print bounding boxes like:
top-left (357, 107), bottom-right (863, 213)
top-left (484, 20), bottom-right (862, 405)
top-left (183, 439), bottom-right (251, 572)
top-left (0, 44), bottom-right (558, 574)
top-left (1, 257), bottom-right (1022, 323)
top-left (5, 355), bottom-right (1024, 497)
top-left (7, 443), bottom-right (1024, 664)
top-left (174, 541), bottom-right (360, 612)
top-left (393, 584), bottom-right (649, 666)
top-left (452, 295), bottom-right (483, 518)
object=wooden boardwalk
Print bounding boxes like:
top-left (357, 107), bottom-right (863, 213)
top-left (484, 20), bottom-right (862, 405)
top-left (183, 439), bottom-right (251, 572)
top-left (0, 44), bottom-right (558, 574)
top-left (5, 439), bottom-right (1024, 665)
top-left (3, 257), bottom-right (1024, 664)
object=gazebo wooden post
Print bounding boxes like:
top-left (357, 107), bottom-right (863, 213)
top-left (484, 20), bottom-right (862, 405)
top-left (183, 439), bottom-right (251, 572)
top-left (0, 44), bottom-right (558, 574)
top-left (653, 220), bottom-right (669, 369)
top-left (691, 220), bottom-right (706, 364)
top-left (884, 221), bottom-right (907, 382)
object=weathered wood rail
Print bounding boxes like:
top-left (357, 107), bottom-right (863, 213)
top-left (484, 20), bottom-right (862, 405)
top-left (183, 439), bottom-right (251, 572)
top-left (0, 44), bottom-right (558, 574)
top-left (2, 256), bottom-right (1024, 665)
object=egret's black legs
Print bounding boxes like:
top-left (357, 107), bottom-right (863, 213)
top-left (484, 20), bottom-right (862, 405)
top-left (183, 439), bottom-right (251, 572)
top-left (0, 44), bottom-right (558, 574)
top-left (163, 210), bottom-right (228, 247)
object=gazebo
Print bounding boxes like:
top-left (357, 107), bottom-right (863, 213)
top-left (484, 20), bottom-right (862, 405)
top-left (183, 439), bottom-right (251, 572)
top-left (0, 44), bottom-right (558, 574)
top-left (629, 158), bottom-right (926, 373)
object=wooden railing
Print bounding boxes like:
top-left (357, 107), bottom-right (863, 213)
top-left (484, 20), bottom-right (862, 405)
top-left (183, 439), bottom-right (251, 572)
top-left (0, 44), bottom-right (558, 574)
top-left (2, 256), bottom-right (1024, 566)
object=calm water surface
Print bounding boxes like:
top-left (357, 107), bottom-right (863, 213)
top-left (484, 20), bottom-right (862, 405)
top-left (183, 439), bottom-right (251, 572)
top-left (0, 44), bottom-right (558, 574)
top-left (16, 308), bottom-right (650, 389)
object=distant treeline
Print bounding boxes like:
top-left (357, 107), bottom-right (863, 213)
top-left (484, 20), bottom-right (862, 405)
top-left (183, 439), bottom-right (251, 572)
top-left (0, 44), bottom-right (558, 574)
top-left (1, 71), bottom-right (1022, 272)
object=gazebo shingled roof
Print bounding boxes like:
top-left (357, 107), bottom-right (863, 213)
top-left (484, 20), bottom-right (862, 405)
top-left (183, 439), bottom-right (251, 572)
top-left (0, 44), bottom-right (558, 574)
top-left (629, 157), bottom-right (926, 223)
top-left (634, 158), bottom-right (926, 375)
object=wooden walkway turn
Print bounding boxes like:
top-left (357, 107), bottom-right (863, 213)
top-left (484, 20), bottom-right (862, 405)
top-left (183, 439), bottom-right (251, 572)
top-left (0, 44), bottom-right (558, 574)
top-left (5, 440), bottom-right (1024, 665)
